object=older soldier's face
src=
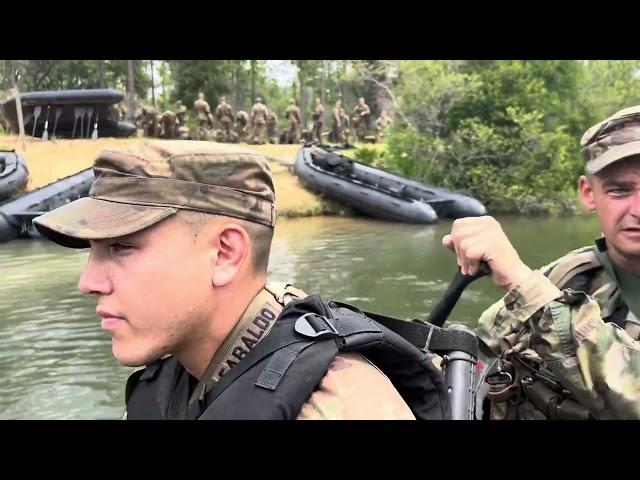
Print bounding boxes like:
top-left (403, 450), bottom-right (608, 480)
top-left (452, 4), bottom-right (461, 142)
top-left (77, 216), bottom-right (215, 367)
top-left (580, 156), bottom-right (640, 268)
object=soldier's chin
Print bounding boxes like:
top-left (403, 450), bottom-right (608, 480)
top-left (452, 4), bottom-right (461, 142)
top-left (112, 343), bottom-right (160, 368)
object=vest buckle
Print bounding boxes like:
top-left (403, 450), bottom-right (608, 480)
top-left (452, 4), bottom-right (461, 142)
top-left (294, 312), bottom-right (339, 339)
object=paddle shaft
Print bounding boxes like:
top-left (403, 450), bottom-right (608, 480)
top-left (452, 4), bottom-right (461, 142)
top-left (426, 262), bottom-right (491, 327)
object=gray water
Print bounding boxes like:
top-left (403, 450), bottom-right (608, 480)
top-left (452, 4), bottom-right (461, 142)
top-left (0, 214), bottom-right (600, 419)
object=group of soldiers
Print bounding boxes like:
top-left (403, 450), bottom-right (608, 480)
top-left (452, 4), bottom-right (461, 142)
top-left (133, 93), bottom-right (394, 145)
top-left (127, 101), bottom-right (190, 140)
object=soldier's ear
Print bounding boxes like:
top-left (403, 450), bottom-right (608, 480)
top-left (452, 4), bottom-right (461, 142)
top-left (578, 175), bottom-right (596, 211)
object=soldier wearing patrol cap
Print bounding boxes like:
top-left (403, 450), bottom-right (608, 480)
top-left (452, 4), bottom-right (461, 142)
top-left (311, 97), bottom-right (324, 143)
top-left (444, 105), bottom-right (640, 420)
top-left (194, 92), bottom-right (214, 139)
top-left (32, 140), bottom-right (426, 420)
top-left (284, 98), bottom-right (301, 144)
top-left (214, 96), bottom-right (234, 142)
top-left (250, 97), bottom-right (268, 144)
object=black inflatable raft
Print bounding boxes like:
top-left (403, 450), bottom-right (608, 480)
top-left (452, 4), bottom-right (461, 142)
top-left (0, 167), bottom-right (94, 242)
top-left (294, 147), bottom-right (487, 223)
top-left (2, 88), bottom-right (136, 139)
top-left (0, 148), bottom-right (29, 201)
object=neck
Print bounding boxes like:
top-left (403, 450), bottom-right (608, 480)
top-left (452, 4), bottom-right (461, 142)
top-left (176, 274), bottom-right (267, 380)
top-left (607, 246), bottom-right (640, 276)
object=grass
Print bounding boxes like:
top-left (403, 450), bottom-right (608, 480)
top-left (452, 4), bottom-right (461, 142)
top-left (0, 135), bottom-right (340, 219)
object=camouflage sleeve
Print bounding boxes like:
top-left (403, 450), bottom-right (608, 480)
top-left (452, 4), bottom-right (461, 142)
top-left (296, 352), bottom-right (416, 420)
top-left (477, 269), bottom-right (640, 419)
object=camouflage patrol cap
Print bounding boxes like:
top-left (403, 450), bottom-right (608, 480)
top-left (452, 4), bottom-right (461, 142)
top-left (581, 105), bottom-right (640, 174)
top-left (33, 140), bottom-right (276, 248)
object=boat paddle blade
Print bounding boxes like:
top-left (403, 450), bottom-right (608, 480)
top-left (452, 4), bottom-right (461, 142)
top-left (85, 107), bottom-right (93, 138)
top-left (42, 105), bottom-right (51, 141)
top-left (31, 106), bottom-right (42, 138)
top-left (91, 107), bottom-right (99, 140)
top-left (52, 107), bottom-right (63, 138)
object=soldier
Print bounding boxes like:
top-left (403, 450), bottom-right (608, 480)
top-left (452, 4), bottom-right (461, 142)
top-left (375, 110), bottom-right (392, 142)
top-left (445, 105), bottom-right (640, 419)
top-left (161, 110), bottom-right (178, 139)
top-left (331, 100), bottom-right (344, 143)
top-left (31, 140), bottom-right (448, 420)
top-left (113, 102), bottom-right (128, 122)
top-left (235, 110), bottom-right (250, 143)
top-left (284, 99), bottom-right (301, 144)
top-left (174, 100), bottom-right (190, 140)
top-left (214, 96), bottom-right (234, 142)
top-left (193, 92), bottom-right (214, 140)
top-left (140, 105), bottom-right (161, 138)
top-left (311, 97), bottom-right (325, 143)
top-left (250, 97), bottom-right (268, 145)
top-left (266, 109), bottom-right (279, 144)
top-left (352, 97), bottom-right (370, 142)
top-left (0, 105), bottom-right (10, 135)
top-left (339, 107), bottom-right (351, 144)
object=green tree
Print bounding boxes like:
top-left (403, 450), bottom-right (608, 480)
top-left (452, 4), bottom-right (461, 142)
top-left (386, 60), bottom-right (586, 215)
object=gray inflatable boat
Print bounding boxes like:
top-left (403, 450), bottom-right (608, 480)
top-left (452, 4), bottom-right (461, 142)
top-left (294, 147), bottom-right (486, 223)
top-left (0, 149), bottom-right (29, 202)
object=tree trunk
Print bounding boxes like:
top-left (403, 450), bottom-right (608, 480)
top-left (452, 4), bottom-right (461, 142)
top-left (161, 61), bottom-right (168, 105)
top-left (250, 60), bottom-right (256, 105)
top-left (340, 61), bottom-right (347, 106)
top-left (10, 62), bottom-right (25, 139)
top-left (234, 63), bottom-right (242, 111)
top-left (299, 74), bottom-right (306, 126)
top-left (319, 61), bottom-right (325, 105)
top-left (127, 60), bottom-right (136, 121)
top-left (150, 60), bottom-right (156, 108)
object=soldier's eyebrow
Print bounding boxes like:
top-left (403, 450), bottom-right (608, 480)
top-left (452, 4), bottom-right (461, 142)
top-left (601, 179), bottom-right (636, 190)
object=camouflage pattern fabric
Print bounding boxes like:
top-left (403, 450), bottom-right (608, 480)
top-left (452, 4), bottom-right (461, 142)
top-left (476, 243), bottom-right (640, 419)
top-left (33, 140), bottom-right (277, 247)
top-left (189, 283), bottom-right (415, 419)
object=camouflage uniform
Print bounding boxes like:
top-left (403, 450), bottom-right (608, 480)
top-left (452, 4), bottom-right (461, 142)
top-left (477, 106), bottom-right (640, 420)
top-left (0, 106), bottom-right (10, 134)
top-left (250, 99), bottom-right (268, 144)
top-left (236, 110), bottom-right (249, 143)
top-left (214, 97), bottom-right (234, 142)
top-left (352, 99), bottom-right (370, 142)
top-left (266, 109), bottom-right (278, 144)
top-left (375, 111), bottom-right (392, 142)
top-left (140, 106), bottom-right (161, 138)
top-left (311, 99), bottom-right (324, 143)
top-left (331, 102), bottom-right (344, 143)
top-left (339, 107), bottom-right (351, 144)
top-left (32, 141), bottom-right (415, 420)
top-left (161, 110), bottom-right (177, 139)
top-left (174, 101), bottom-right (190, 140)
top-left (113, 102), bottom-right (127, 122)
top-left (186, 282), bottom-right (415, 420)
top-left (477, 243), bottom-right (640, 420)
top-left (193, 93), bottom-right (213, 140)
top-left (285, 101), bottom-right (301, 144)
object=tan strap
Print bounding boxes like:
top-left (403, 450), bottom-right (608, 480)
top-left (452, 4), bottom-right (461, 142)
top-left (189, 282), bottom-right (307, 404)
top-left (265, 281), bottom-right (308, 306)
top-left (546, 248), bottom-right (601, 289)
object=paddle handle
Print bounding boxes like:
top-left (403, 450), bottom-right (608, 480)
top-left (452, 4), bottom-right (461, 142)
top-left (426, 262), bottom-right (491, 327)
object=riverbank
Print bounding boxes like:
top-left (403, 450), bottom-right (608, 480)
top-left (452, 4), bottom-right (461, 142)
top-left (0, 135), bottom-right (348, 219)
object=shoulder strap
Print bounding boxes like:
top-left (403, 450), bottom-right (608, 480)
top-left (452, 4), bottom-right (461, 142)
top-left (543, 247), bottom-right (602, 290)
top-left (201, 295), bottom-right (450, 420)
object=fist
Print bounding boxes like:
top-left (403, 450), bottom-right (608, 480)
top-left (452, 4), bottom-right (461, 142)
top-left (442, 216), bottom-right (532, 291)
